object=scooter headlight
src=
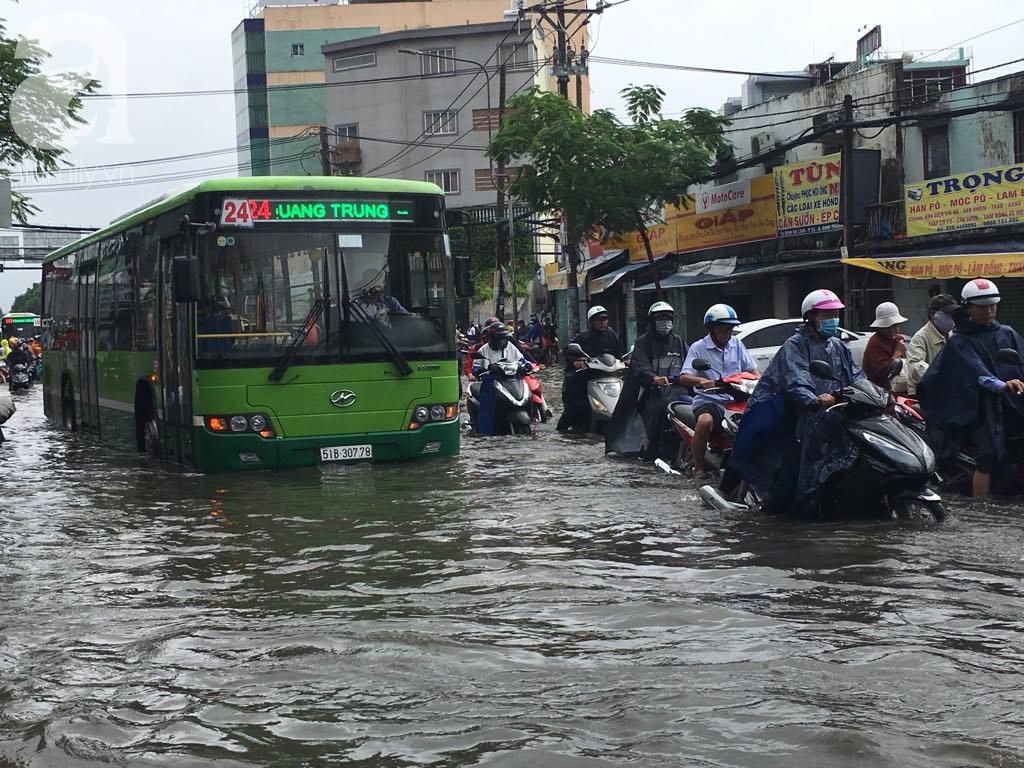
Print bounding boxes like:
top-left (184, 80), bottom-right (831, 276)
top-left (861, 431), bottom-right (921, 471)
top-left (596, 381), bottom-right (621, 396)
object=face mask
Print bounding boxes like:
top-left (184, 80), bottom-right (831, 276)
top-left (654, 319), bottom-right (673, 335)
top-left (818, 318), bottom-right (840, 338)
top-left (932, 311), bottom-right (955, 334)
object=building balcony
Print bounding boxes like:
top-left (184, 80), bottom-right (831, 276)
top-left (866, 200), bottom-right (905, 240)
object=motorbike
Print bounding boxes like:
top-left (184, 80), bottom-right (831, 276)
top-left (565, 342), bottom-right (628, 434)
top-left (669, 358), bottom-right (759, 473)
top-left (699, 359), bottom-right (947, 524)
top-left (530, 335), bottom-right (559, 366)
top-left (514, 340), bottom-right (551, 423)
top-left (9, 363), bottom-right (31, 394)
top-left (466, 353), bottom-right (536, 435)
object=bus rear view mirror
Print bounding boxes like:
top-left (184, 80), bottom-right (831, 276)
top-left (171, 256), bottom-right (201, 303)
top-left (454, 256), bottom-right (471, 299)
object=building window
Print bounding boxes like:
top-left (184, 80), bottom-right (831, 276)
top-left (291, 43), bottom-right (304, 56)
top-left (425, 169), bottom-right (460, 194)
top-left (334, 123), bottom-right (358, 144)
top-left (923, 126), bottom-right (950, 180)
top-left (1014, 110), bottom-right (1024, 164)
top-left (423, 110), bottom-right (458, 135)
top-left (419, 48), bottom-right (456, 76)
top-left (332, 51), bottom-right (376, 73)
top-left (472, 108), bottom-right (500, 132)
top-left (499, 42), bottom-right (535, 70)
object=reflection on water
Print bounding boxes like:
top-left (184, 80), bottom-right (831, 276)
top-left (1, 382), bottom-right (1022, 767)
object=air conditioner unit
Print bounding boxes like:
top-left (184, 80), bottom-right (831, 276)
top-left (753, 131), bottom-right (773, 149)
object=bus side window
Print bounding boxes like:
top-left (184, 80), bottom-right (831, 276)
top-left (133, 229), bottom-right (158, 351)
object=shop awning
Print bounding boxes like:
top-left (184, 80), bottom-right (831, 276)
top-left (589, 261), bottom-right (649, 294)
top-left (633, 258), bottom-right (838, 292)
top-left (546, 249), bottom-right (626, 291)
top-left (842, 253), bottom-right (1024, 280)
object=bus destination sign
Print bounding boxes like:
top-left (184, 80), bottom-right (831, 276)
top-left (219, 198), bottom-right (416, 227)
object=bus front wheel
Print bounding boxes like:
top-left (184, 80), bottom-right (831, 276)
top-left (61, 380), bottom-right (77, 432)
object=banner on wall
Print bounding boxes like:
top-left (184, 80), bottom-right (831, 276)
top-left (673, 174), bottom-right (777, 252)
top-left (773, 152), bottom-right (843, 235)
top-left (603, 219), bottom-right (680, 263)
top-left (842, 253), bottom-right (1024, 279)
top-left (905, 164), bottom-right (1024, 237)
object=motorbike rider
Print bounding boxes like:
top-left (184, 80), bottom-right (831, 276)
top-left (679, 304), bottom-right (757, 480)
top-left (557, 305), bottom-right (624, 432)
top-left (7, 339), bottom-right (32, 370)
top-left (906, 293), bottom-right (957, 396)
top-left (464, 316), bottom-right (502, 379)
top-left (472, 321), bottom-right (527, 373)
top-left (606, 301), bottom-right (687, 460)
top-left (861, 302), bottom-right (908, 390)
top-left (525, 314), bottom-right (544, 344)
top-left (727, 289), bottom-right (864, 515)
top-left (918, 279), bottom-right (1024, 498)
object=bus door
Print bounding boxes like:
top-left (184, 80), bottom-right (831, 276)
top-left (76, 262), bottom-right (101, 433)
top-left (159, 236), bottom-right (194, 465)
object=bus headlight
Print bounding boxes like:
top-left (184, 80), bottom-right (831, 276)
top-left (230, 415), bottom-right (249, 432)
top-left (204, 413), bottom-right (275, 438)
top-left (414, 406), bottom-right (431, 423)
top-left (249, 414), bottom-right (266, 431)
top-left (408, 403), bottom-right (459, 430)
top-left (429, 405), bottom-right (447, 421)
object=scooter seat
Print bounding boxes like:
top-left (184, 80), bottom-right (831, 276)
top-left (669, 401), bottom-right (696, 428)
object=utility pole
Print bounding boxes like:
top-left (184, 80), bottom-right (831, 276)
top-left (527, 0), bottom-right (603, 336)
top-left (319, 126), bottom-right (332, 176)
top-left (841, 94), bottom-right (855, 328)
top-left (495, 63), bottom-right (508, 320)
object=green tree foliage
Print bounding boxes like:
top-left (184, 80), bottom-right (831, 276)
top-left (10, 281), bottom-right (41, 314)
top-left (1, 7), bottom-right (98, 222)
top-left (487, 85), bottom-right (729, 331)
top-left (448, 222), bottom-right (536, 304)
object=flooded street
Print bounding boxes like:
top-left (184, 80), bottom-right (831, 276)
top-left (2, 374), bottom-right (1023, 767)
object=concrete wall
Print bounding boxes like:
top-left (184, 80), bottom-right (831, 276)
top-left (902, 72), bottom-right (1024, 183)
top-left (324, 27), bottom-right (540, 207)
top-left (725, 61), bottom-right (902, 189)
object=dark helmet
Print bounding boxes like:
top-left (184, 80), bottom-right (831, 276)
top-left (481, 319), bottom-right (506, 341)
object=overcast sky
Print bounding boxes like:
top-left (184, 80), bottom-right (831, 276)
top-left (3, 0), bottom-right (1023, 307)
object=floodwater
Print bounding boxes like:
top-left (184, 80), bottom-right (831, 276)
top-left (1, 374), bottom-right (1023, 768)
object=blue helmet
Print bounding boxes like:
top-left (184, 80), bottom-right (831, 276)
top-left (704, 303), bottom-right (740, 326)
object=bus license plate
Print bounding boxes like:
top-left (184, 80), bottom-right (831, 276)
top-left (320, 445), bottom-right (373, 462)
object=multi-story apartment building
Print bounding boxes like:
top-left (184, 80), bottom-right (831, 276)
top-left (232, 0), bottom-right (519, 176)
top-left (321, 21), bottom-right (545, 207)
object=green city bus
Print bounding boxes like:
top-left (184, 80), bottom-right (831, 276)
top-left (41, 177), bottom-right (463, 471)
top-left (2, 312), bottom-right (42, 340)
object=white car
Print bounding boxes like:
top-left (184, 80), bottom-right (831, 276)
top-left (731, 318), bottom-right (869, 374)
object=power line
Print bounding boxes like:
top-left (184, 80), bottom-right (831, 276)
top-left (915, 16), bottom-right (1024, 62)
top-left (590, 55), bottom-right (814, 80)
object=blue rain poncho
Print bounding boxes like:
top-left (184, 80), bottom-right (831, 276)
top-left (917, 319), bottom-right (1024, 479)
top-left (729, 324), bottom-right (864, 515)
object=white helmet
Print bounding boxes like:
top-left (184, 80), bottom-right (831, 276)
top-left (587, 305), bottom-right (609, 322)
top-left (801, 288), bottom-right (845, 316)
top-left (704, 303), bottom-right (740, 326)
top-left (648, 301), bottom-right (674, 317)
top-left (961, 278), bottom-right (1001, 306)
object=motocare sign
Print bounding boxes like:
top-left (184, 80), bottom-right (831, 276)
top-left (773, 153), bottom-right (843, 235)
top-left (672, 175), bottom-right (777, 252)
top-left (905, 163), bottom-right (1024, 237)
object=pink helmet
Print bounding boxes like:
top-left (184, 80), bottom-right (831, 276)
top-left (801, 289), bottom-right (845, 316)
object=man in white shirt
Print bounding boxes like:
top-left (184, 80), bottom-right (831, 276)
top-left (678, 304), bottom-right (758, 479)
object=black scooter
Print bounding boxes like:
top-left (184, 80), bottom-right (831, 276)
top-left (466, 353), bottom-right (535, 436)
top-left (9, 363), bottom-right (31, 394)
top-left (700, 359), bottom-right (946, 524)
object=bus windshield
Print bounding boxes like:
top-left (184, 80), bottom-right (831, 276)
top-left (196, 230), bottom-right (453, 366)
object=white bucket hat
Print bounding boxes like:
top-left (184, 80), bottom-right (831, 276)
top-left (870, 301), bottom-right (908, 329)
